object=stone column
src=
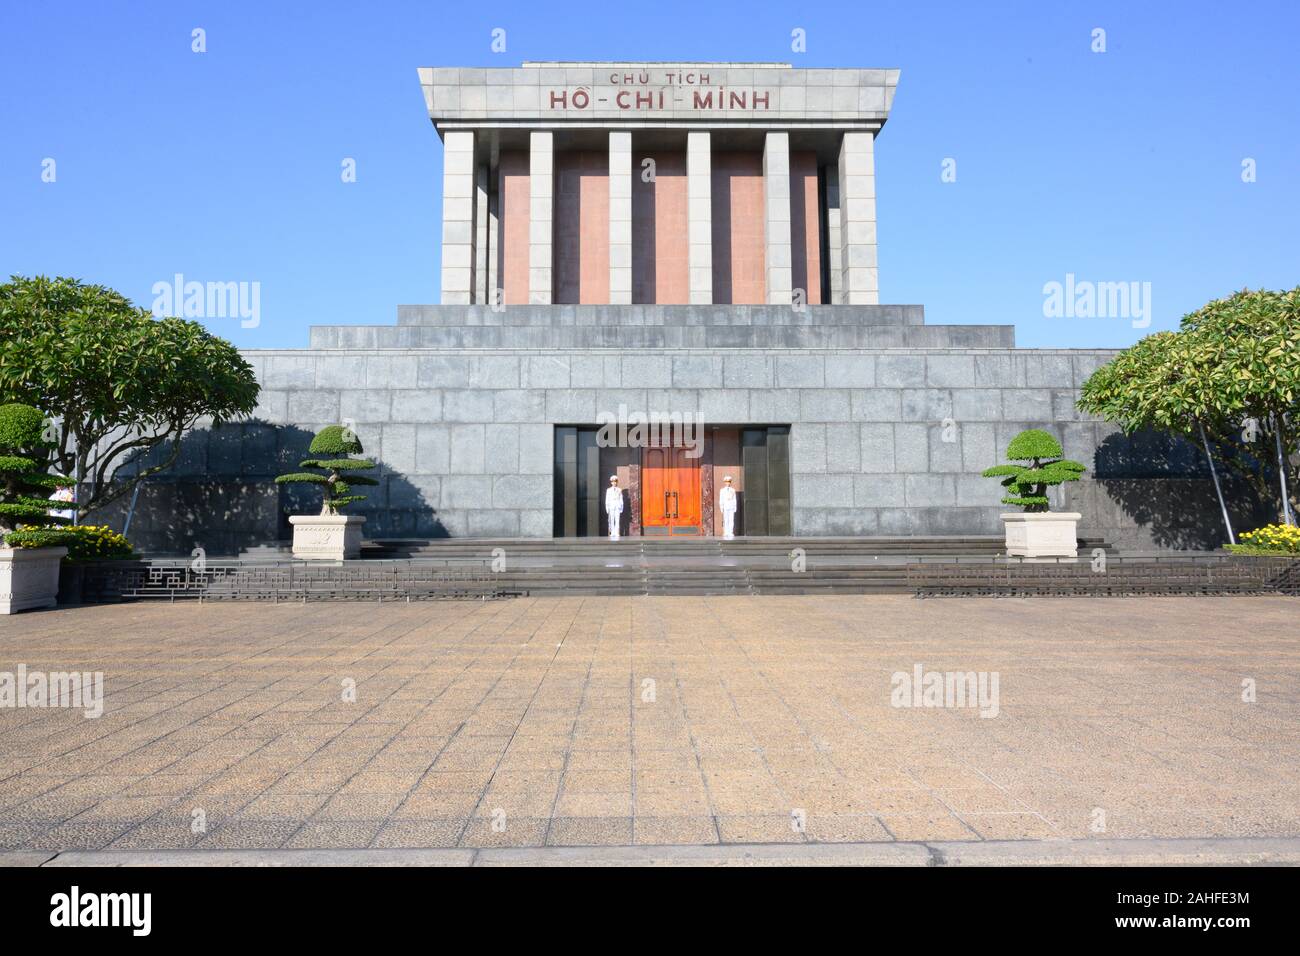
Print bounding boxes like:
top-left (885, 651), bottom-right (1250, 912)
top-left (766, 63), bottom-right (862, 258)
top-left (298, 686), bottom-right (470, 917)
top-left (762, 131), bottom-right (793, 305)
top-left (487, 186), bottom-right (499, 307)
top-left (837, 131), bottom-right (878, 304)
top-left (687, 131), bottom-right (713, 305)
top-left (824, 166), bottom-right (843, 305)
top-left (440, 130), bottom-right (475, 305)
top-left (528, 130), bottom-right (554, 304)
top-left (608, 131), bottom-right (632, 305)
top-left (473, 163), bottom-right (489, 304)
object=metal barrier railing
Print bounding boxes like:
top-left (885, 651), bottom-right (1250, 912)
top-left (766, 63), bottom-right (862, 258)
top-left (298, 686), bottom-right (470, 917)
top-left (68, 553), bottom-right (1300, 602)
top-left (905, 554), bottom-right (1300, 597)
top-left (79, 558), bottom-right (505, 603)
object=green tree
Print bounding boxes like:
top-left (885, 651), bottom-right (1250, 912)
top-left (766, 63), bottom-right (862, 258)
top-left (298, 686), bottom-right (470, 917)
top-left (1078, 288), bottom-right (1300, 538)
top-left (0, 275), bottom-right (260, 517)
top-left (275, 425), bottom-right (378, 515)
top-left (982, 429), bottom-right (1085, 511)
top-left (0, 403), bottom-right (73, 538)
top-left (1178, 287), bottom-right (1299, 526)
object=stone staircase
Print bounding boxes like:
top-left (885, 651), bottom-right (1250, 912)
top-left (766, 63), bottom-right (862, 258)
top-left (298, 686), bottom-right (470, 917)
top-left (348, 536), bottom-right (1116, 596)
top-left (357, 535), bottom-right (1091, 559)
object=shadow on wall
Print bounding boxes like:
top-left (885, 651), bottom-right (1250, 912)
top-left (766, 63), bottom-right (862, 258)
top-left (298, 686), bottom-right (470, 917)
top-left (1077, 430), bottom-right (1274, 550)
top-left (89, 420), bottom-right (441, 556)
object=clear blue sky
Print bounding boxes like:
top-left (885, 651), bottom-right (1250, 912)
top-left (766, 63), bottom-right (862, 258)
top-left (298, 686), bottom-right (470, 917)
top-left (2, 0), bottom-right (1296, 349)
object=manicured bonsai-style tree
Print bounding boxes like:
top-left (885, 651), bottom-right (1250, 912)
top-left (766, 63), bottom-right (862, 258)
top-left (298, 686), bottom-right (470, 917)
top-left (982, 429), bottom-right (1086, 512)
top-left (275, 425), bottom-right (378, 515)
top-left (0, 403), bottom-right (73, 541)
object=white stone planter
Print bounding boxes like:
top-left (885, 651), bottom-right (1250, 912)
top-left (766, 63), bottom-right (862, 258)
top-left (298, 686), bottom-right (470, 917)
top-left (0, 546), bottom-right (68, 614)
top-left (1000, 512), bottom-right (1082, 558)
top-left (289, 515), bottom-right (366, 561)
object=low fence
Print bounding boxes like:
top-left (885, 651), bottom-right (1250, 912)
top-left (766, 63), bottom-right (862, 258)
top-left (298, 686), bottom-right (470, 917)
top-left (906, 554), bottom-right (1300, 597)
top-left (62, 558), bottom-right (508, 603)
top-left (56, 553), bottom-right (1300, 603)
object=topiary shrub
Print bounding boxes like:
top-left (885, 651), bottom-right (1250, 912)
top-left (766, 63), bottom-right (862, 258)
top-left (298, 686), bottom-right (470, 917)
top-left (1224, 523), bottom-right (1300, 555)
top-left (0, 402), bottom-right (74, 543)
top-left (6, 524), bottom-right (135, 560)
top-left (274, 425), bottom-right (378, 515)
top-left (982, 428), bottom-right (1086, 512)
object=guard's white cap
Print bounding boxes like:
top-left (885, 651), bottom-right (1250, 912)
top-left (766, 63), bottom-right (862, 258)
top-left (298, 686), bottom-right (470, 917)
top-left (609, 475), bottom-right (619, 482)
top-left (723, 475), bottom-right (734, 482)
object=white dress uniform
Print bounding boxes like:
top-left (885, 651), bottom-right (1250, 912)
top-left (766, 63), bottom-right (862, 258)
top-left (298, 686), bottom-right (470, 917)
top-left (719, 483), bottom-right (737, 539)
top-left (605, 482), bottom-right (624, 540)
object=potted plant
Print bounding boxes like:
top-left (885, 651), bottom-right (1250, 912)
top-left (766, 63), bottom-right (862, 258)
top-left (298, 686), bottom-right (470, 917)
top-left (982, 429), bottom-right (1086, 558)
top-left (5, 524), bottom-right (137, 606)
top-left (0, 403), bottom-right (73, 613)
top-left (275, 425), bottom-right (377, 560)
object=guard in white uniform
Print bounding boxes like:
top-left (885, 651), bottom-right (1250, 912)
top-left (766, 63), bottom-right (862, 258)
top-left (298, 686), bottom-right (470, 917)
top-left (719, 475), bottom-right (737, 540)
top-left (605, 475), bottom-right (624, 540)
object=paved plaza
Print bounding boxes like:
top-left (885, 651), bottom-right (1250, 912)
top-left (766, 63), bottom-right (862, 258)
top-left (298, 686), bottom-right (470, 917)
top-left (1, 595), bottom-right (1297, 855)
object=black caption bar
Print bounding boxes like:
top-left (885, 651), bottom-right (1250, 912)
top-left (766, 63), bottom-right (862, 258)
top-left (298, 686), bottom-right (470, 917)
top-left (0, 864), bottom-right (1282, 943)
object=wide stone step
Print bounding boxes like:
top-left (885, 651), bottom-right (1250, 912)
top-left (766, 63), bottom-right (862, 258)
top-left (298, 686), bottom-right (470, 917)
top-left (227, 535), bottom-right (1121, 599)
top-left (356, 536), bottom-right (1116, 562)
top-left (394, 304), bottom-right (926, 328)
top-left (363, 535), bottom-right (1012, 551)
top-left (309, 323), bottom-right (1014, 350)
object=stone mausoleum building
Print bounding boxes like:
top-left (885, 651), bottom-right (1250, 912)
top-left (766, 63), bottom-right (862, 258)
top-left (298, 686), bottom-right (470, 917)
top-left (122, 63), bottom-right (1237, 553)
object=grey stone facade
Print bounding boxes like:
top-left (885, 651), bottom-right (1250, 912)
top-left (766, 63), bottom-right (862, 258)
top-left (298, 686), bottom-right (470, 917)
top-left (233, 339), bottom-right (1108, 541)
top-left (107, 315), bottom-right (1253, 554)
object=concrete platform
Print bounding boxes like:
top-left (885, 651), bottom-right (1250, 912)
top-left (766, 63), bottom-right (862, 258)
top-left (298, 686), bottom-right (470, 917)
top-left (2, 596), bottom-right (1297, 856)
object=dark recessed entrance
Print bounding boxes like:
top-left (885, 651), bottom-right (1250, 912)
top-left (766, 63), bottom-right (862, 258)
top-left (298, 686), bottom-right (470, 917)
top-left (740, 426), bottom-right (792, 536)
top-left (552, 424), bottom-right (792, 538)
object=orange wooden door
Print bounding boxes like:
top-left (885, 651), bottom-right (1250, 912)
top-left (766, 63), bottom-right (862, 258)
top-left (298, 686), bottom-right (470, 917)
top-left (670, 447), bottom-right (702, 533)
top-left (642, 447), bottom-right (671, 534)
top-left (642, 446), bottom-right (701, 535)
